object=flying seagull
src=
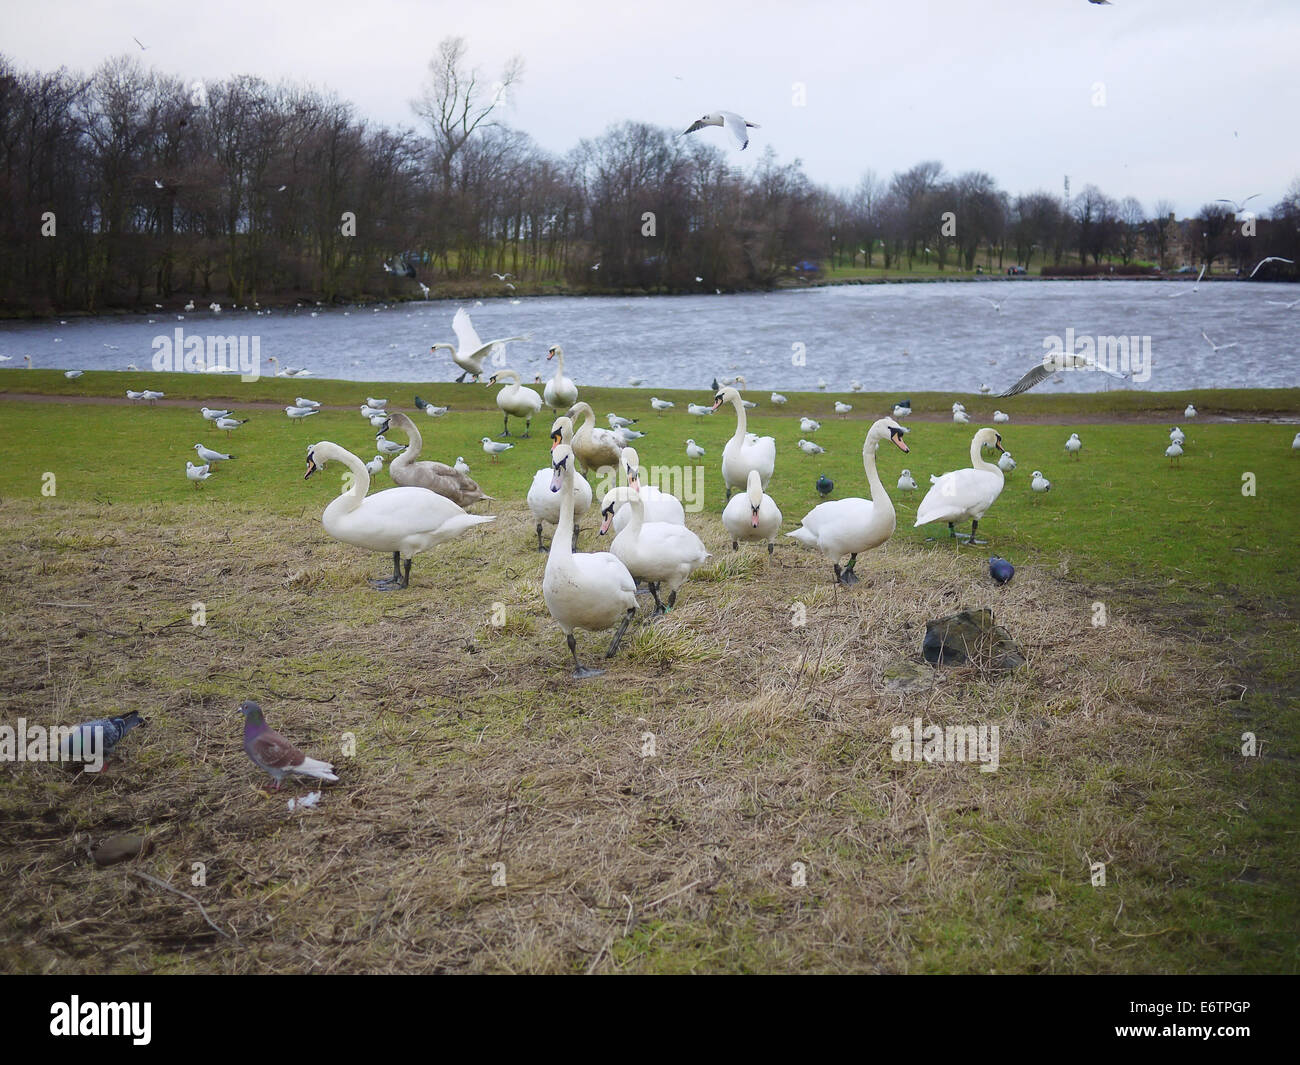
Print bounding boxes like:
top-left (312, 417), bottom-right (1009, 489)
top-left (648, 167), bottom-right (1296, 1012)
top-left (132, 36), bottom-right (148, 50)
top-left (681, 111), bottom-right (761, 150)
top-left (1001, 350), bottom-right (1129, 397)
top-left (1217, 194), bottom-right (1260, 214)
top-left (1200, 330), bottom-right (1238, 353)
top-left (1248, 257), bottom-right (1295, 279)
top-left (1169, 263), bottom-right (1206, 297)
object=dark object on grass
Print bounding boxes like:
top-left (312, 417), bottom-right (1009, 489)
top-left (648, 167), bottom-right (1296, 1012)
top-left (60, 710), bottom-right (147, 770)
top-left (989, 556), bottom-right (1015, 584)
top-left (90, 833), bottom-right (152, 866)
top-left (816, 474), bottom-right (834, 498)
top-left (923, 609), bottom-right (1025, 671)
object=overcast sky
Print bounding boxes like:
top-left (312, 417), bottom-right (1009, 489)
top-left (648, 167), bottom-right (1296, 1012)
top-left (6, 0), bottom-right (1297, 216)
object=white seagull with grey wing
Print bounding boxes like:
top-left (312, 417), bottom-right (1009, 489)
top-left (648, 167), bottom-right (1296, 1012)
top-left (681, 111), bottom-right (760, 150)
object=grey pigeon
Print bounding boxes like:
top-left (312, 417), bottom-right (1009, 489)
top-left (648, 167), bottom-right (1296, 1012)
top-left (238, 700), bottom-right (338, 789)
top-left (60, 710), bottom-right (146, 770)
top-left (989, 556), bottom-right (1015, 584)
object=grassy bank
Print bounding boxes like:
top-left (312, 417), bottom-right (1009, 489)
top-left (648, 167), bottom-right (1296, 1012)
top-left (0, 380), bottom-right (1296, 972)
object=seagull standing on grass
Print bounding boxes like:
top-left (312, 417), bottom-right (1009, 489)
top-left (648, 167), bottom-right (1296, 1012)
top-left (681, 111), bottom-right (761, 150)
top-left (215, 416), bottom-right (247, 434)
top-left (186, 461), bottom-right (212, 486)
top-left (481, 438), bottom-right (513, 461)
top-left (1065, 433), bottom-right (1083, 459)
top-left (194, 444), bottom-right (234, 463)
top-left (285, 406), bottom-right (319, 420)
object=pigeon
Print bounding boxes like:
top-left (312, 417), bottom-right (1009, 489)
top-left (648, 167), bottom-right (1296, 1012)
top-left (989, 557), bottom-right (1015, 584)
top-left (816, 474), bottom-right (834, 498)
top-left (998, 451), bottom-right (1017, 473)
top-left (686, 439), bottom-right (706, 459)
top-left (1031, 470), bottom-right (1052, 493)
top-left (897, 469), bottom-right (918, 491)
top-left (798, 439), bottom-right (825, 455)
top-left (681, 110), bottom-right (761, 150)
top-left (238, 700), bottom-right (338, 790)
top-left (194, 443), bottom-right (234, 463)
top-left (1065, 433), bottom-right (1082, 459)
top-left (186, 461), bottom-right (212, 486)
top-left (60, 710), bottom-right (146, 770)
top-left (482, 437), bottom-right (513, 460)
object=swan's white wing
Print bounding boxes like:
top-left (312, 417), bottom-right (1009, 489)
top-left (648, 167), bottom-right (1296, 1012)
top-left (452, 307), bottom-right (483, 355)
top-left (1001, 362), bottom-right (1052, 397)
top-left (1195, 264), bottom-right (1206, 284)
top-left (720, 111), bottom-right (753, 150)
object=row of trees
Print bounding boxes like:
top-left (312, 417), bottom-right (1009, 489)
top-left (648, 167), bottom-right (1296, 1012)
top-left (2, 42), bottom-right (1296, 314)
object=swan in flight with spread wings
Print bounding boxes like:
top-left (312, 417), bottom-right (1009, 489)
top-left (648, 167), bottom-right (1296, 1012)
top-left (431, 307), bottom-right (529, 383)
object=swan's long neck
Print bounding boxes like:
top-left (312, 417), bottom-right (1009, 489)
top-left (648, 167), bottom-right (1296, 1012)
top-left (729, 395), bottom-right (748, 446)
top-left (625, 489), bottom-right (646, 536)
top-left (552, 350), bottom-right (565, 376)
top-left (326, 445), bottom-right (369, 512)
top-left (863, 438), bottom-right (894, 518)
top-left (552, 464), bottom-right (575, 559)
top-left (971, 436), bottom-right (1000, 473)
top-left (393, 420), bottom-right (422, 468)
top-left (573, 404), bottom-right (594, 442)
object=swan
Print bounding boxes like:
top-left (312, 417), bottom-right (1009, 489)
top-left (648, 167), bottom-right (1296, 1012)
top-left (712, 386), bottom-right (775, 497)
top-left (915, 427), bottom-right (1006, 543)
top-left (722, 469), bottom-right (782, 554)
top-left (1065, 432), bottom-right (1082, 459)
top-left (788, 417), bottom-right (909, 584)
top-left (542, 443), bottom-right (638, 677)
top-left (543, 344), bottom-right (579, 410)
top-left (566, 401), bottom-right (623, 475)
top-left (430, 307), bottom-right (528, 382)
top-left (599, 485), bottom-right (710, 613)
top-left (528, 450), bottom-right (592, 551)
top-left (381, 411), bottom-right (491, 508)
top-left (1031, 470), bottom-right (1052, 492)
top-left (304, 441), bottom-right (494, 590)
top-left (488, 369), bottom-right (543, 436)
top-left (609, 446), bottom-right (685, 534)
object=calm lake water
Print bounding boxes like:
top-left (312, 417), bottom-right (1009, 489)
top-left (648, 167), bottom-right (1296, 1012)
top-left (2, 280), bottom-right (1297, 393)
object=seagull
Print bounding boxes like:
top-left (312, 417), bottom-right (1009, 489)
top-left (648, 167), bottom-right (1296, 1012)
top-left (200, 406), bottom-right (231, 423)
top-left (64, 370), bottom-right (83, 379)
top-left (686, 403), bottom-right (713, 416)
top-left (1001, 349), bottom-right (1129, 396)
top-left (133, 36), bottom-right (148, 51)
top-left (892, 404), bottom-right (912, 419)
top-left (366, 397), bottom-right (388, 408)
top-left (430, 307), bottom-right (529, 383)
top-left (186, 461), bottom-right (212, 486)
top-left (184, 300), bottom-right (195, 311)
top-left (613, 427), bottom-right (647, 445)
top-left (989, 557), bottom-right (1015, 584)
top-left (686, 439), bottom-right (706, 459)
top-left (977, 296), bottom-right (1007, 313)
top-left (1031, 470), bottom-right (1052, 493)
top-left (1169, 264), bottom-right (1207, 297)
top-left (454, 456), bottom-right (471, 475)
top-left (998, 451), bottom-right (1017, 472)
top-left (295, 397), bottom-right (320, 408)
top-left (126, 390), bottom-right (144, 401)
top-left (1265, 297), bottom-right (1300, 309)
top-left (1165, 442), bottom-right (1184, 465)
top-left (1200, 330), bottom-right (1238, 353)
top-left (365, 455), bottom-right (384, 475)
top-left (897, 469), bottom-right (917, 491)
top-left (481, 437), bottom-right (513, 461)
top-left (215, 417), bottom-right (247, 433)
top-left (1065, 433), bottom-right (1083, 459)
top-left (816, 474), bottom-right (834, 498)
top-left (141, 390), bottom-right (165, 404)
top-left (418, 282), bottom-right (430, 299)
top-left (375, 435), bottom-right (406, 455)
top-left (238, 700), bottom-right (338, 790)
top-left (834, 401), bottom-right (853, 415)
top-left (1248, 257), bottom-right (1296, 279)
top-left (413, 395), bottom-right (449, 416)
top-left (993, 410), bottom-right (1009, 423)
top-left (285, 405), bottom-right (319, 420)
top-left (491, 273), bottom-right (513, 281)
top-left (1216, 194), bottom-right (1260, 214)
top-left (800, 417), bottom-right (821, 433)
top-left (681, 111), bottom-right (761, 150)
top-left (953, 409), bottom-right (970, 423)
top-left (209, 302), bottom-right (221, 313)
top-left (1185, 404), bottom-right (1198, 418)
top-left (771, 393), bottom-right (788, 405)
top-left (1170, 426), bottom-right (1185, 445)
top-left (608, 413), bottom-right (638, 429)
top-left (850, 381), bottom-right (863, 392)
top-left (650, 397), bottom-right (675, 413)
top-left (194, 443), bottom-right (234, 463)
top-left (798, 439), bottom-right (825, 455)
top-left (628, 377), bottom-right (644, 386)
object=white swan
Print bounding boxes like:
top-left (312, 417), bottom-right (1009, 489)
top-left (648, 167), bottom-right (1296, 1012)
top-left (542, 444), bottom-right (638, 677)
top-left (722, 469), bottom-right (782, 555)
top-left (915, 427), bottom-right (1006, 543)
top-left (599, 485), bottom-right (710, 613)
top-left (543, 344), bottom-right (579, 410)
top-left (527, 450), bottom-right (592, 551)
top-left (566, 401), bottom-right (623, 475)
top-left (488, 368), bottom-right (543, 436)
top-left (430, 307), bottom-right (528, 382)
top-left (609, 446), bottom-right (685, 534)
top-left (712, 386), bottom-right (775, 497)
top-left (304, 441), bottom-right (494, 589)
top-left (788, 417), bottom-right (909, 584)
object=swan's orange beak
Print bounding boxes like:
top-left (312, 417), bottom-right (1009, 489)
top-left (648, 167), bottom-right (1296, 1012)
top-left (599, 507), bottom-right (614, 535)
top-left (304, 455), bottom-right (318, 479)
top-left (751, 508), bottom-right (761, 528)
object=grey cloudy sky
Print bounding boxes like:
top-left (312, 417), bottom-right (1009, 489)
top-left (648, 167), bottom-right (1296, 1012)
top-left (7, 0), bottom-right (1298, 216)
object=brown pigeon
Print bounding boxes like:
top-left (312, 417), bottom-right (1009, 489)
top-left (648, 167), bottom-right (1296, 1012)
top-left (238, 700), bottom-right (338, 789)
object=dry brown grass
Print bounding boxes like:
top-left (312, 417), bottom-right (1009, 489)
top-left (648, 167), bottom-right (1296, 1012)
top-left (0, 496), bottom-right (1258, 973)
